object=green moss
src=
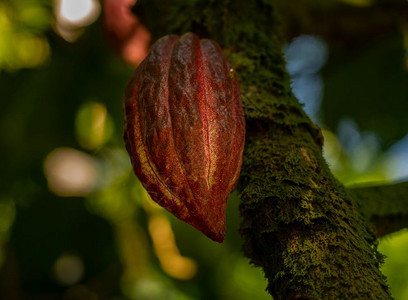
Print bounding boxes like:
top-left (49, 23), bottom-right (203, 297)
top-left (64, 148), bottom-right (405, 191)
top-left (239, 130), bottom-right (391, 299)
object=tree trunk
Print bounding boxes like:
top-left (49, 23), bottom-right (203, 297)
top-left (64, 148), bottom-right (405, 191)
top-left (134, 0), bottom-right (396, 298)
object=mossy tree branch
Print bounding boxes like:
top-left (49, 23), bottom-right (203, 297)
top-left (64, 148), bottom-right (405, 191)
top-left (133, 0), bottom-right (393, 298)
top-left (351, 182), bottom-right (408, 238)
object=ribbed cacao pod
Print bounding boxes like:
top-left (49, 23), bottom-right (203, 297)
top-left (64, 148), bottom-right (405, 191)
top-left (123, 33), bottom-right (245, 242)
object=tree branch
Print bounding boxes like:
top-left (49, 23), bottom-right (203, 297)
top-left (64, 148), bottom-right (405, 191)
top-left (275, 0), bottom-right (408, 45)
top-left (133, 0), bottom-right (393, 298)
top-left (350, 182), bottom-right (408, 238)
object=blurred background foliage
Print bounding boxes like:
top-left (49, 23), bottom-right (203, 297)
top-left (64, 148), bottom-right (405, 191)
top-left (0, 0), bottom-right (407, 299)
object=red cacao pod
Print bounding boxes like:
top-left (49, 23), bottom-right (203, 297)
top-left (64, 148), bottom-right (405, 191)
top-left (123, 33), bottom-right (245, 242)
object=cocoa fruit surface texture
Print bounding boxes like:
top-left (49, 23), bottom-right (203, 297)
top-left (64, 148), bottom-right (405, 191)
top-left (124, 32), bottom-right (245, 242)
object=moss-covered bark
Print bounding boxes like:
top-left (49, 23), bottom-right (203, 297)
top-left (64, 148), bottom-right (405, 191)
top-left (134, 0), bottom-right (394, 298)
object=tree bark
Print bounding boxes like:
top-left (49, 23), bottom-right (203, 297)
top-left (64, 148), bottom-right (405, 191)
top-left (134, 0), bottom-right (395, 298)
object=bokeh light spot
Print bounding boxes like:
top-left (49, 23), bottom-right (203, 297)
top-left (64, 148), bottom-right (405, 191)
top-left (75, 101), bottom-right (114, 151)
top-left (385, 134), bottom-right (408, 181)
top-left (284, 35), bottom-right (328, 122)
top-left (53, 253), bottom-right (85, 286)
top-left (15, 34), bottom-right (50, 68)
top-left (44, 147), bottom-right (99, 197)
top-left (148, 214), bottom-right (197, 280)
top-left (322, 129), bottom-right (342, 172)
top-left (56, 0), bottom-right (100, 26)
top-left (54, 0), bottom-right (101, 42)
top-left (285, 35), bottom-right (328, 76)
top-left (0, 2), bottom-right (51, 71)
top-left (102, 0), bottom-right (150, 66)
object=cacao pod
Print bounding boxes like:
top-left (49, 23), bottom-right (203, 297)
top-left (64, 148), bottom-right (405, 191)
top-left (123, 33), bottom-right (245, 242)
